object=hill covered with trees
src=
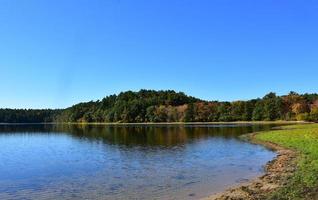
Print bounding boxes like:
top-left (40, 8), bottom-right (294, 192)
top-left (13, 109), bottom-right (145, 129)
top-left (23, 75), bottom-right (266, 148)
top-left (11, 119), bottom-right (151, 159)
top-left (55, 90), bottom-right (200, 123)
top-left (1, 90), bottom-right (318, 123)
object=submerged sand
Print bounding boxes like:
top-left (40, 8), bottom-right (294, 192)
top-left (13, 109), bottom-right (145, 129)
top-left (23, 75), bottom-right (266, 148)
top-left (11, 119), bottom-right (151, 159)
top-left (202, 133), bottom-right (298, 200)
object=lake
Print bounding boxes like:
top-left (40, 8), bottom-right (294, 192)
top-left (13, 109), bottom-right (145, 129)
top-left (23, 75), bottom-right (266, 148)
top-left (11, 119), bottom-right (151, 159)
top-left (0, 124), bottom-right (278, 200)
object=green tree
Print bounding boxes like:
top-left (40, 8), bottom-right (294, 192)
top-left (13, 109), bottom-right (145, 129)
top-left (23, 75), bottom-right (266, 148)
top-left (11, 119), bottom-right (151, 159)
top-left (184, 104), bottom-right (195, 122)
top-left (252, 101), bottom-right (264, 121)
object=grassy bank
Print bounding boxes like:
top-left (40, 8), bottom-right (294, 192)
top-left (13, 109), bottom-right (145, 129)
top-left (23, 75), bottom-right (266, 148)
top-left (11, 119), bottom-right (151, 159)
top-left (255, 124), bottom-right (318, 200)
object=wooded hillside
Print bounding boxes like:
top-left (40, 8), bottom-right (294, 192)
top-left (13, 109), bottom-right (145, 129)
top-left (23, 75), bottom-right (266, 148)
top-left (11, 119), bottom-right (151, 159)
top-left (1, 90), bottom-right (318, 123)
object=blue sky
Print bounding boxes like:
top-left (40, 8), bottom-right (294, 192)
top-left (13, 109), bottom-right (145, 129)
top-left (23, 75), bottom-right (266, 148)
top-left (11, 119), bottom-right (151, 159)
top-left (1, 0), bottom-right (317, 109)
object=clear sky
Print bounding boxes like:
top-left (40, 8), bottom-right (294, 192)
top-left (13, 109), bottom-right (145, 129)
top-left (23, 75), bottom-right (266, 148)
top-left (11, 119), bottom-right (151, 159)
top-left (1, 0), bottom-right (317, 109)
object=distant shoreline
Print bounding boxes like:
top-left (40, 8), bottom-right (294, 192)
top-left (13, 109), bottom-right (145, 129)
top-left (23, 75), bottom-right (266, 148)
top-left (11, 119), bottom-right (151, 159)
top-left (0, 121), bottom-right (305, 125)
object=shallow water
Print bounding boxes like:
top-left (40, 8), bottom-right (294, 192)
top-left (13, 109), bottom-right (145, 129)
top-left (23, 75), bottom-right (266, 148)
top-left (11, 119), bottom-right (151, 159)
top-left (0, 124), bottom-right (277, 200)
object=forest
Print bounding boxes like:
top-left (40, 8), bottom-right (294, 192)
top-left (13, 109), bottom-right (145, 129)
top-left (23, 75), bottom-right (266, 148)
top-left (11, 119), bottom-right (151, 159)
top-left (1, 90), bottom-right (318, 123)
top-left (0, 109), bottom-right (61, 123)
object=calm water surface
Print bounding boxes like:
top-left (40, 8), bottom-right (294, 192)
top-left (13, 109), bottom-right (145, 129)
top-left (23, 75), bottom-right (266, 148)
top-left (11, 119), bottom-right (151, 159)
top-left (0, 124), bottom-right (279, 200)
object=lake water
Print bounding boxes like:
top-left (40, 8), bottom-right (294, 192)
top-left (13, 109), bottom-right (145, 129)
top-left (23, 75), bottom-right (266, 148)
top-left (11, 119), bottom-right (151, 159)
top-left (0, 124), bottom-right (278, 200)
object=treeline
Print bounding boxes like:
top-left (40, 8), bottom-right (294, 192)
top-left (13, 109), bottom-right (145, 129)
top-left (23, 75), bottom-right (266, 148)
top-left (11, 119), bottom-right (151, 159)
top-left (0, 109), bottom-right (61, 123)
top-left (56, 90), bottom-right (200, 123)
top-left (55, 90), bottom-right (318, 123)
top-left (1, 90), bottom-right (318, 123)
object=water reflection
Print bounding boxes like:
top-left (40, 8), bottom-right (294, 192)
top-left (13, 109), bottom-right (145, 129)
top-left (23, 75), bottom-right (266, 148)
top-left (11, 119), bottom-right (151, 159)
top-left (0, 123), bottom-right (275, 147)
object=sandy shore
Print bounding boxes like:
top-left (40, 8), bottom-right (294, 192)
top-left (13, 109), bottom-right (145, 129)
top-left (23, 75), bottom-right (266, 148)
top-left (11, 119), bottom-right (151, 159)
top-left (201, 132), bottom-right (298, 200)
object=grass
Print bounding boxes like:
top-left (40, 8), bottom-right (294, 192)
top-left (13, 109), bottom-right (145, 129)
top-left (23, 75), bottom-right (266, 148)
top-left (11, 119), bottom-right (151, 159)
top-left (255, 124), bottom-right (318, 200)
